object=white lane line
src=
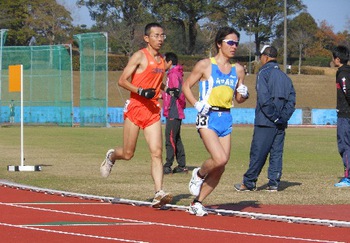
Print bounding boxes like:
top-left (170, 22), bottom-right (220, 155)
top-left (0, 202), bottom-right (344, 243)
top-left (12, 202), bottom-right (108, 205)
top-left (2, 181), bottom-right (349, 228)
top-left (0, 222), bottom-right (148, 243)
top-left (22, 222), bottom-right (151, 227)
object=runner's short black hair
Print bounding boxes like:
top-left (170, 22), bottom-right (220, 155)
top-left (332, 45), bottom-right (349, 64)
top-left (144, 23), bottom-right (163, 36)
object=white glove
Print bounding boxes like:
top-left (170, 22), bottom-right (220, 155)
top-left (194, 101), bottom-right (211, 115)
top-left (236, 84), bottom-right (249, 98)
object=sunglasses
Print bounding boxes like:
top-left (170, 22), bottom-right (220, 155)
top-left (222, 39), bottom-right (239, 47)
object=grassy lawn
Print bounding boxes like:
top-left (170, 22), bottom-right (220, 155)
top-left (0, 125), bottom-right (348, 206)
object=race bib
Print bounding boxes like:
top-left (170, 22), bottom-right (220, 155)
top-left (196, 114), bottom-right (209, 129)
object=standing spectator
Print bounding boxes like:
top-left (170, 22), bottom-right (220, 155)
top-left (234, 45), bottom-right (296, 192)
top-left (182, 27), bottom-right (249, 216)
top-left (9, 100), bottom-right (15, 124)
top-left (332, 45), bottom-right (350, 187)
top-left (100, 23), bottom-right (177, 208)
top-left (162, 52), bottom-right (187, 174)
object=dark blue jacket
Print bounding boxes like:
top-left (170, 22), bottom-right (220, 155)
top-left (254, 61), bottom-right (296, 128)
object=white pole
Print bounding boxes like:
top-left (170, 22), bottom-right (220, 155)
top-left (283, 0), bottom-right (287, 73)
top-left (20, 64), bottom-right (24, 166)
top-left (7, 63), bottom-right (40, 171)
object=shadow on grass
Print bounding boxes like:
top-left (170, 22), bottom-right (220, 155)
top-left (172, 193), bottom-right (193, 204)
top-left (208, 181), bottom-right (302, 211)
top-left (256, 180), bottom-right (302, 191)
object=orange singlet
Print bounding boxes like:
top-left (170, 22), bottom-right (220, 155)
top-left (124, 48), bottom-right (165, 129)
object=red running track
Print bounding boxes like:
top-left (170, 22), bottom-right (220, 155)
top-left (0, 185), bottom-right (349, 243)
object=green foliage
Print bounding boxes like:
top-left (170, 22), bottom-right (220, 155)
top-left (225, 0), bottom-right (305, 55)
top-left (284, 12), bottom-right (318, 58)
top-left (149, 0), bottom-right (211, 55)
top-left (78, 0), bottom-right (152, 56)
top-left (301, 57), bottom-right (332, 67)
top-left (1, 0), bottom-right (345, 59)
top-left (0, 0), bottom-right (73, 46)
top-left (290, 66), bottom-right (325, 75)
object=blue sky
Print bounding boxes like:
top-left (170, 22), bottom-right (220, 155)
top-left (303, 0), bottom-right (349, 33)
top-left (62, 0), bottom-right (349, 43)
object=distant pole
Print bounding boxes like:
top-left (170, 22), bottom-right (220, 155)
top-left (0, 29), bottom-right (8, 101)
top-left (283, 0), bottom-right (287, 73)
top-left (247, 24), bottom-right (252, 75)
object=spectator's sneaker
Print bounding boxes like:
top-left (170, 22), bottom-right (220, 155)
top-left (234, 183), bottom-right (257, 191)
top-left (334, 177), bottom-right (350, 187)
top-left (189, 167), bottom-right (204, 196)
top-left (100, 149), bottom-right (115, 178)
top-left (265, 186), bottom-right (278, 192)
top-left (173, 166), bottom-right (188, 174)
top-left (188, 202), bottom-right (208, 216)
top-left (151, 190), bottom-right (173, 208)
top-left (163, 166), bottom-right (172, 175)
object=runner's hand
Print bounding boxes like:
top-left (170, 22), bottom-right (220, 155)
top-left (166, 87), bottom-right (180, 98)
top-left (194, 101), bottom-right (211, 115)
top-left (237, 85), bottom-right (249, 99)
top-left (137, 88), bottom-right (156, 99)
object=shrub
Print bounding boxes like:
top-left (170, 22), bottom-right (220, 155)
top-left (290, 66), bottom-right (325, 75)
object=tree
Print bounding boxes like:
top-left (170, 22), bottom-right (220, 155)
top-left (0, 0), bottom-right (72, 45)
top-left (28, 0), bottom-right (73, 45)
top-left (307, 21), bottom-right (337, 58)
top-left (77, 0), bottom-right (152, 56)
top-left (283, 12), bottom-right (317, 74)
top-left (336, 30), bottom-right (350, 49)
top-left (217, 0), bottom-right (305, 60)
top-left (149, 0), bottom-right (212, 55)
top-left (0, 0), bottom-right (32, 45)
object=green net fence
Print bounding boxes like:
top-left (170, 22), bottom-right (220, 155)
top-left (74, 32), bottom-right (108, 127)
top-left (0, 44), bottom-right (73, 126)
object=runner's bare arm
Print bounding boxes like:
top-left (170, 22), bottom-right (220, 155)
top-left (235, 63), bottom-right (247, 104)
top-left (118, 50), bottom-right (145, 94)
top-left (182, 59), bottom-right (210, 106)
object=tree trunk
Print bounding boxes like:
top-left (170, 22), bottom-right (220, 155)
top-left (298, 43), bottom-right (302, 75)
top-left (187, 18), bottom-right (197, 55)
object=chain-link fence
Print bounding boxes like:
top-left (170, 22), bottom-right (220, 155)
top-left (0, 43), bottom-right (73, 126)
top-left (74, 32), bottom-right (108, 127)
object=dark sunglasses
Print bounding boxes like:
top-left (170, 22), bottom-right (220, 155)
top-left (222, 39), bottom-right (239, 46)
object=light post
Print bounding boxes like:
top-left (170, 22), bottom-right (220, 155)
top-left (283, 0), bottom-right (287, 73)
top-left (247, 23), bottom-right (252, 75)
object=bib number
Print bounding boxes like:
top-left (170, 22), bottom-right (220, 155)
top-left (196, 114), bottom-right (209, 129)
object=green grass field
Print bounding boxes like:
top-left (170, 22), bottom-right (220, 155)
top-left (1, 125), bottom-right (348, 206)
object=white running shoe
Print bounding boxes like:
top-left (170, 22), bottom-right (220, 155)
top-left (151, 190), bottom-right (173, 208)
top-left (100, 149), bottom-right (115, 178)
top-left (188, 202), bottom-right (208, 216)
top-left (189, 167), bottom-right (204, 196)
